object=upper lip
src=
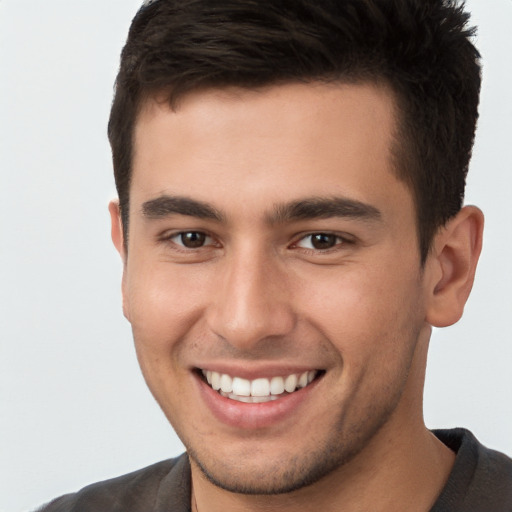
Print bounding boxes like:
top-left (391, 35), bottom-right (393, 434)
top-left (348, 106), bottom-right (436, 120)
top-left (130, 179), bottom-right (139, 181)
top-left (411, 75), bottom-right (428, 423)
top-left (194, 364), bottom-right (323, 380)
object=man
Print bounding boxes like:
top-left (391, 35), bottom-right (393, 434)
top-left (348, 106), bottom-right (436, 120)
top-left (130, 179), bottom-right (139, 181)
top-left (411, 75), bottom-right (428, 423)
top-left (39, 0), bottom-right (512, 510)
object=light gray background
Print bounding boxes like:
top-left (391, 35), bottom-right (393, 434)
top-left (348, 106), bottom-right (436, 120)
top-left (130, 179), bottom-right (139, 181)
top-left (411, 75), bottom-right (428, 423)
top-left (1, 1), bottom-right (511, 511)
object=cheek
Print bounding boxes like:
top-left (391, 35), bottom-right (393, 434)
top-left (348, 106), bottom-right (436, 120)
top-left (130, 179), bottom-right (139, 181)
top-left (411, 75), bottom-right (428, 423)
top-left (301, 263), bottom-right (424, 362)
top-left (124, 266), bottom-right (209, 413)
top-left (124, 264), bottom-right (211, 353)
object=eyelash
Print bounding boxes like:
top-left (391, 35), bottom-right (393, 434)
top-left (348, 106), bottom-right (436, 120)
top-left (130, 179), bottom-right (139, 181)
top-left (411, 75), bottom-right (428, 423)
top-left (292, 232), bottom-right (350, 253)
top-left (160, 231), bottom-right (217, 251)
top-left (159, 230), bottom-right (352, 253)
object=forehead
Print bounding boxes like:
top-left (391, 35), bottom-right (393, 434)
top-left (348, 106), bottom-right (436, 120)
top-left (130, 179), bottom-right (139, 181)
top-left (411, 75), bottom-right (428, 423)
top-left (131, 82), bottom-right (410, 221)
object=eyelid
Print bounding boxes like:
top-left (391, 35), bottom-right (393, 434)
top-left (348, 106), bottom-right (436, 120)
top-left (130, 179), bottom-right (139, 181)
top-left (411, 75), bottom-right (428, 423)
top-left (292, 231), bottom-right (354, 251)
top-left (159, 229), bottom-right (218, 249)
top-left (156, 229), bottom-right (354, 253)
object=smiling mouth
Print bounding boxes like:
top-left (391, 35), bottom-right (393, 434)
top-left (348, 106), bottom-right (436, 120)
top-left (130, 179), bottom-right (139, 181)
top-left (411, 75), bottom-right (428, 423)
top-left (199, 369), bottom-right (323, 403)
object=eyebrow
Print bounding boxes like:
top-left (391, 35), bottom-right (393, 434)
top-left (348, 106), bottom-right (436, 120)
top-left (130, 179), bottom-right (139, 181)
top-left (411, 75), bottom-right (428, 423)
top-left (142, 195), bottom-right (225, 222)
top-left (141, 194), bottom-right (381, 224)
top-left (268, 196), bottom-right (382, 224)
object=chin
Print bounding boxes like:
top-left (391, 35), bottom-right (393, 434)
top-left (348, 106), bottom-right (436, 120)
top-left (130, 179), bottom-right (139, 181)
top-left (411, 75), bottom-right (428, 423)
top-left (186, 435), bottom-right (364, 495)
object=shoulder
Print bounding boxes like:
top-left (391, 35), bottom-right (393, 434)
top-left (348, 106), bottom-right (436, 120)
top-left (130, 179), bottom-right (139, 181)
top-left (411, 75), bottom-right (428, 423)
top-left (36, 454), bottom-right (191, 512)
top-left (433, 428), bottom-right (512, 511)
top-left (468, 433), bottom-right (512, 506)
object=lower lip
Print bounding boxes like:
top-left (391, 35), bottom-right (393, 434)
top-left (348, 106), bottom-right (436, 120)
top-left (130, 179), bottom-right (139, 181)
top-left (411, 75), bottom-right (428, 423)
top-left (195, 372), bottom-right (322, 430)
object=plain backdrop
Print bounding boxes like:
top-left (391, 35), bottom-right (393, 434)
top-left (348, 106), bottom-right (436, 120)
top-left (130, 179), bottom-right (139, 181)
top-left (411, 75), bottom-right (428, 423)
top-left (1, 1), bottom-right (511, 511)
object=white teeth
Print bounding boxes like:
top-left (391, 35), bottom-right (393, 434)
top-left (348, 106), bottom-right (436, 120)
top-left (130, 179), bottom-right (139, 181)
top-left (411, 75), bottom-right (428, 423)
top-left (284, 374), bottom-right (298, 393)
top-left (220, 374), bottom-right (233, 393)
top-left (211, 371), bottom-right (221, 391)
top-left (220, 392), bottom-right (281, 403)
top-left (270, 376), bottom-right (285, 395)
top-left (234, 395), bottom-right (252, 403)
top-left (250, 395), bottom-right (272, 403)
top-left (298, 371), bottom-right (309, 388)
top-left (251, 378), bottom-right (270, 397)
top-left (232, 377), bottom-right (251, 396)
top-left (202, 370), bottom-right (319, 402)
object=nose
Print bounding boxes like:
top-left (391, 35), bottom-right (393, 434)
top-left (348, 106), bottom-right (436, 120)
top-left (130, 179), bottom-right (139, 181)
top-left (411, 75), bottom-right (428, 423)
top-left (206, 248), bottom-right (296, 351)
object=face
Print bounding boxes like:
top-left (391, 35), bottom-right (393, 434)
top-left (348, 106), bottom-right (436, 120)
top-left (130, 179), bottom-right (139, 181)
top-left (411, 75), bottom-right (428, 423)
top-left (116, 83), bottom-right (434, 493)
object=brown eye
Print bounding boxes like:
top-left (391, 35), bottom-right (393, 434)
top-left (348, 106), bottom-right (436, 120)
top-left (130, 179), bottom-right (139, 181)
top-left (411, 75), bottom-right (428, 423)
top-left (296, 233), bottom-right (342, 251)
top-left (310, 233), bottom-right (338, 250)
top-left (179, 232), bottom-right (207, 248)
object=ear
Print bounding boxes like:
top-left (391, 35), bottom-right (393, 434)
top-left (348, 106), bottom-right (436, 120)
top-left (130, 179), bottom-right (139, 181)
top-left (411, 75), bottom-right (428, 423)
top-left (109, 200), bottom-right (126, 261)
top-left (425, 206), bottom-right (484, 327)
top-left (108, 200), bottom-right (130, 321)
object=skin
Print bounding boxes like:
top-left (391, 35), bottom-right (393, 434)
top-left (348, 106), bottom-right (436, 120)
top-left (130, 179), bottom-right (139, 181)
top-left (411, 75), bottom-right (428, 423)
top-left (110, 82), bottom-right (483, 511)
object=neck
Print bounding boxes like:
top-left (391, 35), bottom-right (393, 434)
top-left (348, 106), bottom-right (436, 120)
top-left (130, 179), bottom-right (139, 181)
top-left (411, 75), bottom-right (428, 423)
top-left (191, 331), bottom-right (455, 512)
top-left (191, 427), bottom-right (454, 512)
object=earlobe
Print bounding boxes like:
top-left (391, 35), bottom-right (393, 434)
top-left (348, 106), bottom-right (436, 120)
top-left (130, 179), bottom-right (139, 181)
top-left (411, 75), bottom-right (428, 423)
top-left (425, 206), bottom-right (484, 327)
top-left (108, 200), bottom-right (131, 321)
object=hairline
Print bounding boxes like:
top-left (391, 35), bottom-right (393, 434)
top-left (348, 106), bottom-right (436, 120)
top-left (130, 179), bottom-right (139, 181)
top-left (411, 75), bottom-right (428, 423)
top-left (120, 77), bottom-right (437, 264)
